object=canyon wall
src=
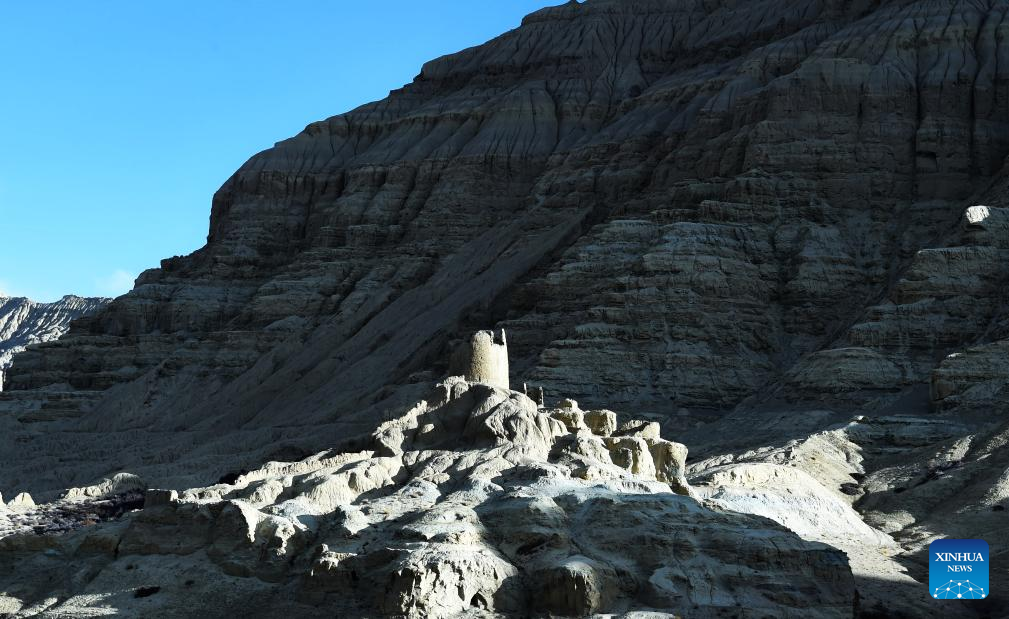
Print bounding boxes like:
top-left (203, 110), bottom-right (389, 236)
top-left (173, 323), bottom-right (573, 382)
top-left (0, 2), bottom-right (1008, 593)
top-left (4, 1), bottom-right (1009, 614)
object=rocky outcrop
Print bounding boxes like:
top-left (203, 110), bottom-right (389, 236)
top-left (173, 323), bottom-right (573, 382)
top-left (0, 379), bottom-right (855, 618)
top-left (0, 295), bottom-right (107, 390)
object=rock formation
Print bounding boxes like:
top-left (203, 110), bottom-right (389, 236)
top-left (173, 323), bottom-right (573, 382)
top-left (0, 295), bottom-right (107, 390)
top-left (3, 0), bottom-right (1009, 615)
top-left (0, 377), bottom-right (855, 617)
top-left (5, 0), bottom-right (1009, 486)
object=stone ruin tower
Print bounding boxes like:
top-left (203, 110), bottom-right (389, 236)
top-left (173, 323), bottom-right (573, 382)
top-left (449, 329), bottom-right (509, 390)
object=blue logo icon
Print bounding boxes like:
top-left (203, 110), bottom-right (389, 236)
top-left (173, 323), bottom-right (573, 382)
top-left (929, 539), bottom-right (989, 600)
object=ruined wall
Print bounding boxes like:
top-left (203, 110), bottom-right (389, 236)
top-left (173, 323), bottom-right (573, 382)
top-left (450, 330), bottom-right (509, 389)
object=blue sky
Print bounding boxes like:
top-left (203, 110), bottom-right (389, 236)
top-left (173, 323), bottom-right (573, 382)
top-left (0, 1), bottom-right (551, 301)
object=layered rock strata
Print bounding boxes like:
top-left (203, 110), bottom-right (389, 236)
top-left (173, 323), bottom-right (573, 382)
top-left (0, 295), bottom-right (107, 390)
top-left (3, 2), bottom-right (1009, 495)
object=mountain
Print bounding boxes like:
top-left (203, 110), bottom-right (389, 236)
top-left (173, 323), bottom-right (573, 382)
top-left (0, 295), bottom-right (108, 390)
top-left (2, 0), bottom-right (1009, 615)
top-left (10, 0), bottom-right (1009, 491)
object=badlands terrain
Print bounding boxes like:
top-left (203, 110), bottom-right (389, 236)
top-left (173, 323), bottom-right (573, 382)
top-left (3, 0), bottom-right (1009, 616)
top-left (0, 295), bottom-right (106, 391)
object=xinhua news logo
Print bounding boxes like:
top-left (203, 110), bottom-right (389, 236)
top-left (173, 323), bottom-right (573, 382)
top-left (929, 538), bottom-right (989, 600)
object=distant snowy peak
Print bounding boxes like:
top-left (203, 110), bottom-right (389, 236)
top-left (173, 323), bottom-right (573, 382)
top-left (0, 295), bottom-right (108, 389)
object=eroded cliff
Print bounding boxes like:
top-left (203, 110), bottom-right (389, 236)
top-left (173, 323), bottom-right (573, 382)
top-left (6, 0), bottom-right (1009, 487)
top-left (0, 295), bottom-right (107, 390)
top-left (4, 0), bottom-right (1009, 615)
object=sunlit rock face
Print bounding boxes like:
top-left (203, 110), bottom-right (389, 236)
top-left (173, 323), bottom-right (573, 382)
top-left (0, 379), bottom-right (856, 618)
top-left (0, 295), bottom-right (107, 390)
